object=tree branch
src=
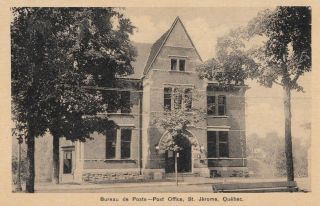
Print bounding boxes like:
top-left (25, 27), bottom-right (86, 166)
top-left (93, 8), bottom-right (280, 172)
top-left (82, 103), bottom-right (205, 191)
top-left (291, 72), bottom-right (301, 85)
top-left (273, 80), bottom-right (284, 87)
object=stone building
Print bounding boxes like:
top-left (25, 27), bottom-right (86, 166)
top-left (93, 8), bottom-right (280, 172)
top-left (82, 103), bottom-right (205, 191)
top-left (59, 17), bottom-right (247, 183)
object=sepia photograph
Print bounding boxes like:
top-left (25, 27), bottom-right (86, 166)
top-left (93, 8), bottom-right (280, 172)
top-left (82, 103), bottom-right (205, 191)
top-left (9, 5), bottom-right (312, 196)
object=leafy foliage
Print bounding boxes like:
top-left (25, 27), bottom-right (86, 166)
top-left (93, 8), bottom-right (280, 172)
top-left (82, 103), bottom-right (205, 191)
top-left (246, 6), bottom-right (311, 90)
top-left (11, 7), bottom-right (136, 190)
top-left (12, 7), bottom-right (137, 140)
top-left (196, 29), bottom-right (258, 86)
top-left (197, 6), bottom-right (311, 182)
top-left (153, 89), bottom-right (205, 151)
top-left (197, 7), bottom-right (311, 91)
top-left (244, 7), bottom-right (311, 181)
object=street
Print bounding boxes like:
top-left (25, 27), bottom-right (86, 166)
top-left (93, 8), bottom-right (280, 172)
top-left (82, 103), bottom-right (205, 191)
top-left (34, 177), bottom-right (310, 193)
top-left (37, 183), bottom-right (213, 193)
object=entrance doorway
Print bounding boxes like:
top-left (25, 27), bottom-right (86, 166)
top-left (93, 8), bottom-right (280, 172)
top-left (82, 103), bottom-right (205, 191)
top-left (165, 136), bottom-right (192, 173)
top-left (60, 146), bottom-right (75, 183)
top-left (178, 144), bottom-right (191, 172)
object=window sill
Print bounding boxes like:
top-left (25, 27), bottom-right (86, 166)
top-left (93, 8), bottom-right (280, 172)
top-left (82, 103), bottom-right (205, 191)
top-left (206, 157), bottom-right (246, 160)
top-left (104, 112), bottom-right (133, 116)
top-left (207, 115), bottom-right (228, 118)
top-left (84, 159), bottom-right (137, 163)
top-left (169, 70), bottom-right (190, 74)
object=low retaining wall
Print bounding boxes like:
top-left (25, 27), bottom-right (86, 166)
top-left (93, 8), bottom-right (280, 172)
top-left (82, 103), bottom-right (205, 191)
top-left (209, 167), bottom-right (248, 178)
top-left (82, 170), bottom-right (143, 183)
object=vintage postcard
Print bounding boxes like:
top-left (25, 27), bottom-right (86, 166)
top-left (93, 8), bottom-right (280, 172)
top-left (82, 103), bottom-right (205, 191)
top-left (1, 1), bottom-right (320, 206)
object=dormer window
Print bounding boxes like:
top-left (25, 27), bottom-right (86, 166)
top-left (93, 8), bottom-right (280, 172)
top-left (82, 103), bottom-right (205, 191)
top-left (170, 58), bottom-right (186, 71)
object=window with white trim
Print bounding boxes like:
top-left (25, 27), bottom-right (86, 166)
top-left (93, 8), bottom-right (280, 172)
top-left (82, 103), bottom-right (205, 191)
top-left (179, 59), bottom-right (186, 71)
top-left (217, 95), bottom-right (226, 116)
top-left (163, 87), bottom-right (192, 111)
top-left (164, 87), bottom-right (172, 110)
top-left (106, 129), bottom-right (117, 159)
top-left (105, 128), bottom-right (132, 159)
top-left (207, 131), bottom-right (229, 158)
top-left (121, 129), bottom-right (132, 159)
top-left (207, 94), bottom-right (226, 116)
top-left (170, 58), bottom-right (186, 71)
top-left (63, 151), bottom-right (72, 174)
top-left (171, 59), bottom-right (177, 71)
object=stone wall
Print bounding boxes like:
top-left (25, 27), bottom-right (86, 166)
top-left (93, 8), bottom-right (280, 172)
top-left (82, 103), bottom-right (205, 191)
top-left (210, 166), bottom-right (249, 178)
top-left (82, 170), bottom-right (143, 183)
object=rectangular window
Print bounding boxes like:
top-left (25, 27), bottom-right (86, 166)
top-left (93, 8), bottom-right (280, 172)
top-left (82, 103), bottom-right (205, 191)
top-left (207, 131), bottom-right (217, 158)
top-left (120, 91), bottom-right (131, 113)
top-left (184, 88), bottom-right (192, 111)
top-left (207, 131), bottom-right (229, 158)
top-left (164, 87), bottom-right (192, 111)
top-left (170, 58), bottom-right (187, 71)
top-left (207, 95), bottom-right (216, 115)
top-left (106, 90), bottom-right (119, 113)
top-left (121, 129), bottom-right (132, 159)
top-left (63, 151), bottom-right (72, 174)
top-left (218, 95), bottom-right (226, 115)
top-left (179, 59), bottom-right (186, 71)
top-left (207, 93), bottom-right (226, 116)
top-left (218, 131), bottom-right (229, 157)
top-left (171, 59), bottom-right (177, 70)
top-left (164, 88), bottom-right (172, 111)
top-left (106, 129), bottom-right (117, 159)
top-left (173, 88), bottom-right (182, 110)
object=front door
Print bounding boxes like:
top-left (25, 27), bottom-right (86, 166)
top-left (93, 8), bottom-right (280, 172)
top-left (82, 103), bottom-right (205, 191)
top-left (165, 150), bottom-right (175, 173)
top-left (61, 147), bottom-right (75, 182)
top-left (165, 146), bottom-right (192, 173)
top-left (177, 145), bottom-right (192, 172)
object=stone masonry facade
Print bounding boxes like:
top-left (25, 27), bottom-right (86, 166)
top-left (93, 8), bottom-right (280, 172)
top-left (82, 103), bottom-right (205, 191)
top-left (59, 17), bottom-right (247, 183)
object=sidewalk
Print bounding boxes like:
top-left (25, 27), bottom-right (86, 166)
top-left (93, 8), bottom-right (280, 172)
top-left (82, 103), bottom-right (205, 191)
top-left (35, 176), bottom-right (310, 192)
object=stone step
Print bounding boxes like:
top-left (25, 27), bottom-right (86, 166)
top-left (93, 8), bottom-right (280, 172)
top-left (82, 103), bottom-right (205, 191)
top-left (165, 172), bottom-right (200, 178)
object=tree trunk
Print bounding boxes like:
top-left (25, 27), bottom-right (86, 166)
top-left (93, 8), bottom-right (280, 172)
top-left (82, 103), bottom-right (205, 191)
top-left (26, 134), bottom-right (35, 193)
top-left (284, 86), bottom-right (294, 181)
top-left (52, 134), bottom-right (60, 184)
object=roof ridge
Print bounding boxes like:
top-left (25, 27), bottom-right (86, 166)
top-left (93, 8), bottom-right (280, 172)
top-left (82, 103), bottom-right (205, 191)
top-left (142, 16), bottom-right (202, 76)
top-left (143, 17), bottom-right (180, 75)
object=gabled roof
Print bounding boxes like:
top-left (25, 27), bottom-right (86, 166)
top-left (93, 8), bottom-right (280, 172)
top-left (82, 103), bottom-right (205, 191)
top-left (121, 42), bottom-right (152, 79)
top-left (143, 30), bottom-right (169, 75)
top-left (143, 16), bottom-right (203, 76)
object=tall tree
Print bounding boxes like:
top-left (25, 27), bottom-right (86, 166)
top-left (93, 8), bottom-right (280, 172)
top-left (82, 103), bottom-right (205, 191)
top-left (12, 8), bottom-right (57, 192)
top-left (197, 7), bottom-right (311, 182)
top-left (246, 7), bottom-right (311, 181)
top-left (46, 8), bottom-right (136, 184)
top-left (11, 8), bottom-right (136, 191)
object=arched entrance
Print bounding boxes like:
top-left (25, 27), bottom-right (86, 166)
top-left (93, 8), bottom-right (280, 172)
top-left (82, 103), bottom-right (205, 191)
top-left (159, 131), bottom-right (199, 174)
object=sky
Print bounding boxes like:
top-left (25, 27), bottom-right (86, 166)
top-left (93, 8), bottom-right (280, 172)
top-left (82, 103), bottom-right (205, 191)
top-left (123, 7), bottom-right (312, 139)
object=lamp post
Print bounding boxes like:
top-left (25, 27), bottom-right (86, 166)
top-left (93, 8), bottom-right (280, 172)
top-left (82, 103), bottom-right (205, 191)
top-left (15, 135), bottom-right (23, 192)
top-left (175, 151), bottom-right (179, 186)
top-left (155, 144), bottom-right (180, 186)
